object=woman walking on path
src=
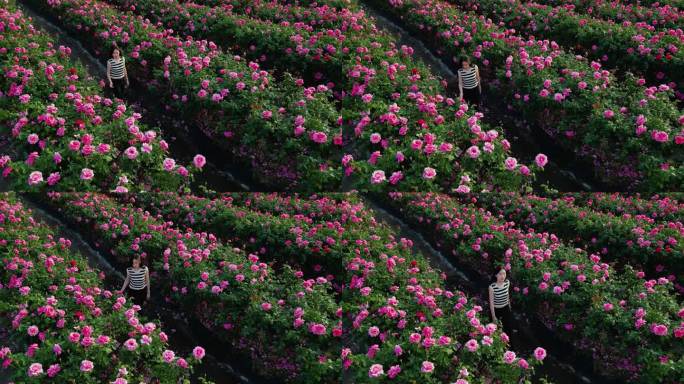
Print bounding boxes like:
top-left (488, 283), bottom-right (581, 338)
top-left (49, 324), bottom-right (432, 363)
top-left (107, 45), bottom-right (129, 99)
top-left (118, 254), bottom-right (150, 306)
top-left (489, 268), bottom-right (514, 336)
top-left (457, 55), bottom-right (482, 107)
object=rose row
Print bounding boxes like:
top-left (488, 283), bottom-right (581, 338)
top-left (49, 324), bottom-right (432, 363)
top-left (368, 0), bottom-right (684, 190)
top-left (569, 193), bottom-right (684, 223)
top-left (0, 5), bottom-right (196, 192)
top-left (470, 193), bottom-right (684, 293)
top-left (454, 0), bottom-right (684, 89)
top-left (127, 192), bottom-right (546, 383)
top-left (383, 192), bottom-right (684, 382)
top-left (0, 193), bottom-right (202, 383)
top-left (104, 0), bottom-right (537, 191)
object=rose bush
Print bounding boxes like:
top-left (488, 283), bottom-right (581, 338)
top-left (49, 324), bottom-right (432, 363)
top-left (532, 0), bottom-right (684, 30)
top-left (47, 192), bottom-right (544, 383)
top-left (470, 193), bottom-right (684, 293)
top-left (384, 192), bottom-right (684, 382)
top-left (367, 0), bottom-right (684, 190)
top-left (26, 0), bottom-right (345, 191)
top-left (0, 5), bottom-right (195, 191)
top-left (570, 192), bottom-right (684, 223)
top-left (41, 192), bottom-right (342, 382)
top-left (103, 0), bottom-right (538, 191)
top-left (0, 194), bottom-right (202, 383)
top-left (455, 0), bottom-right (684, 89)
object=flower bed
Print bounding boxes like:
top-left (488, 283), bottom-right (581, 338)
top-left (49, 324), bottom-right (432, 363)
top-left (384, 192), bottom-right (684, 382)
top-left (532, 0), bottom-right (684, 29)
top-left (0, 5), bottom-right (195, 191)
top-left (0, 193), bottom-right (202, 383)
top-left (454, 0), bottom-right (684, 89)
top-left (114, 192), bottom-right (544, 382)
top-left (569, 193), bottom-right (684, 223)
top-left (26, 0), bottom-right (344, 191)
top-left (470, 193), bottom-right (684, 293)
top-left (42, 192), bottom-right (343, 382)
top-left (105, 0), bottom-right (537, 191)
top-left (366, 0), bottom-right (684, 190)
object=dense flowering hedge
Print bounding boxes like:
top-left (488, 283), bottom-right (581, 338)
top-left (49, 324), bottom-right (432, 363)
top-left (26, 0), bottom-right (345, 191)
top-left (368, 0), bottom-right (684, 190)
top-left (0, 5), bottom-right (195, 191)
top-left (50, 192), bottom-right (545, 383)
top-left (0, 194), bottom-right (202, 383)
top-left (384, 192), bottom-right (684, 382)
top-left (42, 192), bottom-right (342, 382)
top-left (456, 0), bottom-right (684, 90)
top-left (570, 193), bottom-right (684, 222)
top-left (532, 0), bottom-right (684, 30)
top-left (470, 193), bottom-right (684, 294)
top-left (103, 0), bottom-right (539, 192)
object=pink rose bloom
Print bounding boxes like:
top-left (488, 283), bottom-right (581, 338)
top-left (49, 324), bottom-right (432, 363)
top-left (389, 171), bottom-right (403, 185)
top-left (503, 351), bottom-right (516, 364)
top-left (27, 133), bottom-right (39, 145)
top-left (368, 326), bottom-right (380, 337)
top-left (422, 167), bottom-right (436, 180)
top-left (603, 303), bottom-right (614, 311)
top-left (652, 131), bottom-right (669, 143)
top-left (124, 146), bottom-right (138, 160)
top-left (163, 158), bottom-right (176, 171)
top-left (387, 365), bottom-right (401, 379)
top-left (421, 361), bottom-right (434, 373)
top-left (176, 358), bottom-right (189, 369)
top-left (124, 338), bottom-right (138, 351)
top-left (192, 346), bottom-right (205, 360)
top-left (163, 350), bottom-right (175, 363)
top-left (604, 109), bottom-right (614, 119)
top-left (465, 339), bottom-right (478, 352)
top-left (466, 145), bottom-right (480, 158)
top-left (535, 153), bottom-right (548, 167)
top-left (262, 110), bottom-right (273, 119)
top-left (311, 131), bottom-right (328, 144)
top-left (80, 360), bottom-right (94, 372)
top-left (362, 93), bottom-right (373, 103)
top-left (370, 133), bottom-right (382, 144)
top-left (193, 154), bottom-right (206, 168)
top-left (518, 358), bottom-right (529, 369)
top-left (504, 157), bottom-right (518, 170)
top-left (261, 302), bottom-right (272, 311)
top-left (27, 325), bottom-right (39, 336)
top-left (28, 171), bottom-right (43, 186)
top-left (46, 364), bottom-right (60, 377)
top-left (409, 333), bottom-right (421, 344)
top-left (368, 364), bottom-right (384, 378)
top-left (652, 324), bottom-right (668, 336)
top-left (310, 323), bottom-right (327, 335)
top-left (80, 168), bottom-right (94, 180)
top-left (371, 170), bottom-right (386, 184)
top-left (28, 362), bottom-right (43, 377)
top-left (534, 347), bottom-right (547, 361)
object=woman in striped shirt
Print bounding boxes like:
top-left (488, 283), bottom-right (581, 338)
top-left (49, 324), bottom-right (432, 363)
top-left (107, 46), bottom-right (129, 99)
top-left (457, 55), bottom-right (481, 107)
top-left (489, 268), bottom-right (514, 334)
top-left (118, 254), bottom-right (150, 306)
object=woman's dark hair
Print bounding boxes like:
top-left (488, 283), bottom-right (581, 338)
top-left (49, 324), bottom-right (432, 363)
top-left (111, 45), bottom-right (121, 57)
top-left (459, 55), bottom-right (471, 67)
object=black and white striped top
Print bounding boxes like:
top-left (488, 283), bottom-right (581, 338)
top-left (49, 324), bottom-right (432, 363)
top-left (458, 65), bottom-right (479, 89)
top-left (108, 57), bottom-right (126, 80)
top-left (490, 280), bottom-right (510, 308)
top-left (127, 267), bottom-right (147, 290)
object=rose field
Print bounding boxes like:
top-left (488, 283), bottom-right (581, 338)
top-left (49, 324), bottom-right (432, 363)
top-left (1, 0), bottom-right (684, 382)
top-left (0, 0), bottom-right (682, 192)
